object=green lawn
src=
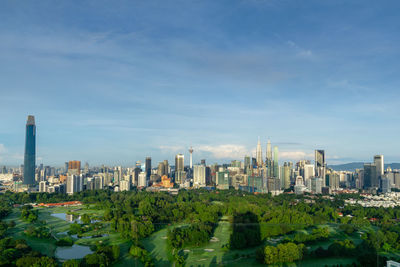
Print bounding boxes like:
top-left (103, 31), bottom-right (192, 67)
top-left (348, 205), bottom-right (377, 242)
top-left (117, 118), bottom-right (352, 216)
top-left (142, 226), bottom-right (173, 266)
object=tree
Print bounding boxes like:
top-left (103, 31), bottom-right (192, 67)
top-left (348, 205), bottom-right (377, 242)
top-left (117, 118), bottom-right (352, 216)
top-left (81, 214), bottom-right (91, 224)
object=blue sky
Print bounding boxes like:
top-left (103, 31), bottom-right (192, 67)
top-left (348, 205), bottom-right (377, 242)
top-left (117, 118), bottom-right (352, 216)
top-left (1, 0), bottom-right (400, 166)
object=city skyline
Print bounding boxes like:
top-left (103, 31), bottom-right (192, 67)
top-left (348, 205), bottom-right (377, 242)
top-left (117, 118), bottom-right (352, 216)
top-left (2, 1), bottom-right (400, 165)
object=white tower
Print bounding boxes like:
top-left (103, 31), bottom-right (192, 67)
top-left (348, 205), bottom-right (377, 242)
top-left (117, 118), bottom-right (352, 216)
top-left (189, 147), bottom-right (194, 169)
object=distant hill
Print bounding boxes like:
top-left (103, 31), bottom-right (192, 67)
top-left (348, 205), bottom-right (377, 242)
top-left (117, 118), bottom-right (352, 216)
top-left (329, 162), bottom-right (400, 172)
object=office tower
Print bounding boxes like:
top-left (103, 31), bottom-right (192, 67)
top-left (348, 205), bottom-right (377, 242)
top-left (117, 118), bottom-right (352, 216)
top-left (138, 172), bottom-right (147, 187)
top-left (315, 150), bottom-right (326, 185)
top-left (244, 156), bottom-right (251, 174)
top-left (283, 162), bottom-right (291, 189)
top-left (381, 177), bottom-right (391, 193)
top-left (68, 161), bottom-right (81, 175)
top-left (374, 155), bottom-right (384, 178)
top-left (157, 162), bottom-right (165, 176)
top-left (266, 139), bottom-right (272, 177)
top-left (189, 147), bottom-right (194, 169)
top-left (304, 164), bottom-right (315, 181)
top-left (120, 180), bottom-right (130, 191)
top-left (39, 181), bottom-right (47, 192)
top-left (364, 163), bottom-right (378, 189)
top-left (145, 157), bottom-right (152, 179)
top-left (201, 159), bottom-right (206, 166)
top-left (94, 176), bottom-right (104, 190)
top-left (273, 146), bottom-right (279, 178)
top-left (175, 154), bottom-right (184, 172)
top-left (193, 165), bottom-right (206, 187)
top-left (256, 138), bottom-right (263, 167)
top-left (216, 171), bottom-right (229, 190)
top-left (66, 175), bottom-right (82, 195)
top-left (311, 177), bottom-right (323, 194)
top-left (23, 115), bottom-right (36, 185)
top-left (163, 160), bottom-right (169, 176)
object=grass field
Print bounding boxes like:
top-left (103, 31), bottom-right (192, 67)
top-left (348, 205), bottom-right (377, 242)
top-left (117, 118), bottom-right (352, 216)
top-left (142, 226), bottom-right (174, 266)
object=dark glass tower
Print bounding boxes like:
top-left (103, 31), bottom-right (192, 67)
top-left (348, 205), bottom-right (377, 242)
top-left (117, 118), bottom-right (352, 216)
top-left (23, 115), bottom-right (36, 185)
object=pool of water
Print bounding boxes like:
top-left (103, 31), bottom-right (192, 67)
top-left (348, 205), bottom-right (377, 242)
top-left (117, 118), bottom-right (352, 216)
top-left (55, 244), bottom-right (92, 260)
top-left (51, 213), bottom-right (81, 223)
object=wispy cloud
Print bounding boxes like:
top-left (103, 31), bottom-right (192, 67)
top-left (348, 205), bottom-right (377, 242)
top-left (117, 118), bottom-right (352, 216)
top-left (280, 151), bottom-right (313, 161)
top-left (197, 144), bottom-right (250, 159)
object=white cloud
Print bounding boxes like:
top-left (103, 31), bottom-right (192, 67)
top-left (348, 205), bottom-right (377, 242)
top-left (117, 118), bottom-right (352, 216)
top-left (198, 144), bottom-right (250, 159)
top-left (280, 151), bottom-right (313, 161)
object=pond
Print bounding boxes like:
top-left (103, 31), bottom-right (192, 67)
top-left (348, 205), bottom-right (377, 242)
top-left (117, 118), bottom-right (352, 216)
top-left (55, 244), bottom-right (92, 260)
top-left (51, 213), bottom-right (81, 223)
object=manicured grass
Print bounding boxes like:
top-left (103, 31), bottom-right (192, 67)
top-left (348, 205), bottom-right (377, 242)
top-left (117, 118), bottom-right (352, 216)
top-left (142, 226), bottom-right (173, 266)
top-left (296, 257), bottom-right (356, 266)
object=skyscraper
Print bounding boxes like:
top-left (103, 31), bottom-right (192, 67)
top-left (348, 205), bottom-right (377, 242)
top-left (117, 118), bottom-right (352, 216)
top-left (315, 150), bottom-right (326, 185)
top-left (145, 157), bottom-right (152, 179)
top-left (256, 138), bottom-right (263, 167)
top-left (68, 161), bottom-right (81, 175)
top-left (266, 139), bottom-right (272, 177)
top-left (374, 155), bottom-right (384, 178)
top-left (364, 163), bottom-right (378, 189)
top-left (193, 165), bottom-right (206, 187)
top-left (273, 146), bottom-right (279, 178)
top-left (23, 115), bottom-right (36, 185)
top-left (175, 154), bottom-right (184, 172)
top-left (175, 154), bottom-right (184, 184)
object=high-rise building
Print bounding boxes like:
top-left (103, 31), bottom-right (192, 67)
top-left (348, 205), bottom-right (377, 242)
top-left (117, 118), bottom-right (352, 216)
top-left (193, 165), bottom-right (206, 187)
top-left (315, 150), bottom-right (326, 185)
top-left (244, 156), bottom-right (251, 174)
top-left (145, 157), bottom-right (152, 179)
top-left (138, 172), bottom-right (147, 187)
top-left (364, 163), bottom-right (378, 189)
top-left (175, 154), bottom-right (184, 171)
top-left (283, 162), bottom-right (291, 189)
top-left (66, 175), bottom-right (82, 195)
top-left (374, 155), bottom-right (384, 179)
top-left (68, 161), bottom-right (81, 175)
top-left (39, 181), bottom-right (47, 192)
top-left (266, 139), bottom-right (273, 177)
top-left (273, 146), bottom-right (279, 178)
top-left (23, 115), bottom-right (36, 185)
top-left (256, 138), bottom-right (263, 167)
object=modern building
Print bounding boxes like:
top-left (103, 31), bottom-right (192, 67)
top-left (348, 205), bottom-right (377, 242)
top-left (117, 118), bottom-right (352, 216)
top-left (374, 155), bottom-right (384, 179)
top-left (145, 157), bottom-right (152, 180)
top-left (364, 163), bottom-right (378, 189)
top-left (120, 180), bottom-right (130, 191)
top-left (256, 138), bottom-right (263, 167)
top-left (216, 171), bottom-right (229, 190)
top-left (273, 146), bottom-right (279, 178)
top-left (39, 181), bottom-right (47, 192)
top-left (138, 172), bottom-right (147, 187)
top-left (175, 154), bottom-right (184, 183)
top-left (315, 150), bottom-right (326, 185)
top-left (68, 161), bottom-right (81, 175)
top-left (193, 164), bottom-right (206, 187)
top-left (67, 175), bottom-right (82, 195)
top-left (23, 115), bottom-right (36, 185)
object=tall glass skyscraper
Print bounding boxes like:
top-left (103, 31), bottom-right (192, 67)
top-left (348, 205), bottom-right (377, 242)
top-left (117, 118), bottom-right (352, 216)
top-left (23, 115), bottom-right (36, 185)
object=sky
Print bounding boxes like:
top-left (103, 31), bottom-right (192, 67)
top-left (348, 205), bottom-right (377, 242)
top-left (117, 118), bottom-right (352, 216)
top-left (1, 0), bottom-right (400, 166)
